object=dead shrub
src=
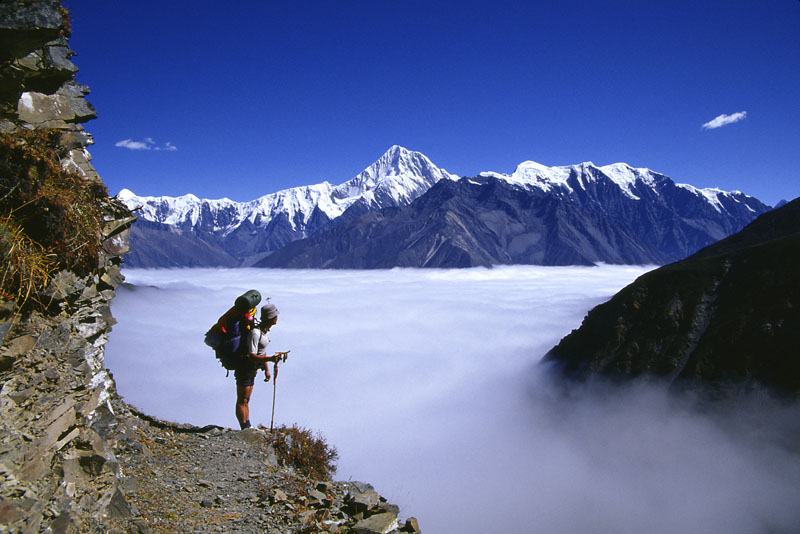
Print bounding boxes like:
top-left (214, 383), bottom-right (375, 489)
top-left (271, 424), bottom-right (339, 481)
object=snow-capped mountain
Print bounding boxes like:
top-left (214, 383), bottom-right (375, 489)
top-left (481, 160), bottom-right (762, 214)
top-left (121, 145), bottom-right (456, 236)
top-left (121, 147), bottom-right (771, 268)
top-left (259, 162), bottom-right (771, 269)
top-left (120, 146), bottom-right (458, 266)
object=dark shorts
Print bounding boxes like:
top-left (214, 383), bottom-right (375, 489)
top-left (234, 360), bottom-right (259, 387)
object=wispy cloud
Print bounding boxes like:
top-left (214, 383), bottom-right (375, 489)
top-left (115, 137), bottom-right (178, 151)
top-left (115, 139), bottom-right (150, 150)
top-left (702, 111), bottom-right (747, 130)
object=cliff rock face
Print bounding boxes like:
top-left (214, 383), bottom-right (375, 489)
top-left (544, 198), bottom-right (800, 396)
top-left (0, 2), bottom-right (98, 181)
top-left (0, 2), bottom-right (136, 532)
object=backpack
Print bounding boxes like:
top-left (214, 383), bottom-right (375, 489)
top-left (205, 290), bottom-right (261, 371)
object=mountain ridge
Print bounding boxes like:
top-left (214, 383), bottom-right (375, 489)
top-left (120, 147), bottom-right (770, 268)
top-left (120, 145), bottom-right (457, 236)
top-left (257, 167), bottom-right (770, 269)
top-left (120, 146), bottom-right (459, 266)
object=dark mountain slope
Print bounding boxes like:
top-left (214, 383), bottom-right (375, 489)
top-left (126, 219), bottom-right (238, 268)
top-left (258, 176), bottom-right (656, 268)
top-left (259, 175), bottom-right (768, 269)
top-left (544, 197), bottom-right (800, 395)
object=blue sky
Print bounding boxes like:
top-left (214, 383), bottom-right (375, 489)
top-left (62, 1), bottom-right (799, 206)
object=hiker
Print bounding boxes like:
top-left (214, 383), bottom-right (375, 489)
top-left (207, 289), bottom-right (261, 370)
top-left (235, 302), bottom-right (282, 430)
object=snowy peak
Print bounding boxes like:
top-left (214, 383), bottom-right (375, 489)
top-left (326, 145), bottom-right (457, 215)
top-left (596, 162), bottom-right (661, 200)
top-left (511, 161), bottom-right (575, 193)
top-left (358, 145), bottom-right (419, 182)
top-left (340, 145), bottom-right (458, 205)
top-left (118, 188), bottom-right (243, 230)
top-left (481, 159), bottom-right (742, 208)
top-left (120, 146), bottom-right (456, 234)
top-left (245, 182), bottom-right (336, 228)
top-left (481, 161), bottom-right (603, 194)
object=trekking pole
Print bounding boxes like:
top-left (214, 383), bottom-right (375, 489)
top-left (270, 365), bottom-right (277, 432)
top-left (269, 351), bottom-right (290, 432)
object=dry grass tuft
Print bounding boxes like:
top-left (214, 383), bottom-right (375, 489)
top-left (0, 216), bottom-right (57, 307)
top-left (0, 129), bottom-right (110, 312)
top-left (271, 424), bottom-right (339, 481)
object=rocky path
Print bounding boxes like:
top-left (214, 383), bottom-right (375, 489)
top-left (111, 406), bottom-right (421, 534)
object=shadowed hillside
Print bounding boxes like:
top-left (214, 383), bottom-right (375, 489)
top-left (545, 198), bottom-right (800, 396)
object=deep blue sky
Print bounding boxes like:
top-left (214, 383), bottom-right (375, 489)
top-left (62, 1), bottom-right (799, 205)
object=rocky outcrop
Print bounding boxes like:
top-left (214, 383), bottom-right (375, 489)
top-left (543, 197), bottom-right (800, 396)
top-left (0, 272), bottom-right (134, 533)
top-left (109, 415), bottom-right (421, 534)
top-left (0, 2), bottom-right (135, 532)
top-left (0, 2), bottom-right (100, 183)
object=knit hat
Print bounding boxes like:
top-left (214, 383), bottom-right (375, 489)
top-left (261, 302), bottom-right (279, 320)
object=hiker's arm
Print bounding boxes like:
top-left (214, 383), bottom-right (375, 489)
top-left (248, 353), bottom-right (268, 364)
top-left (248, 353), bottom-right (278, 364)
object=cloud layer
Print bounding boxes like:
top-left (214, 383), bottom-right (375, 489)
top-left (106, 267), bottom-right (800, 534)
top-left (702, 111), bottom-right (747, 130)
top-left (115, 137), bottom-right (177, 151)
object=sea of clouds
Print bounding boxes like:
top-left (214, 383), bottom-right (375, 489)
top-left (106, 266), bottom-right (800, 534)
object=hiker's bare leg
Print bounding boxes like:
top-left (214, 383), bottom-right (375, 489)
top-left (236, 385), bottom-right (253, 427)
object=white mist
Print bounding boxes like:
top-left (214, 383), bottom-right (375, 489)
top-left (106, 266), bottom-right (800, 534)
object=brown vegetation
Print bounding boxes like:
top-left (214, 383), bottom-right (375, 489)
top-left (0, 129), bottom-right (110, 311)
top-left (271, 424), bottom-right (339, 480)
